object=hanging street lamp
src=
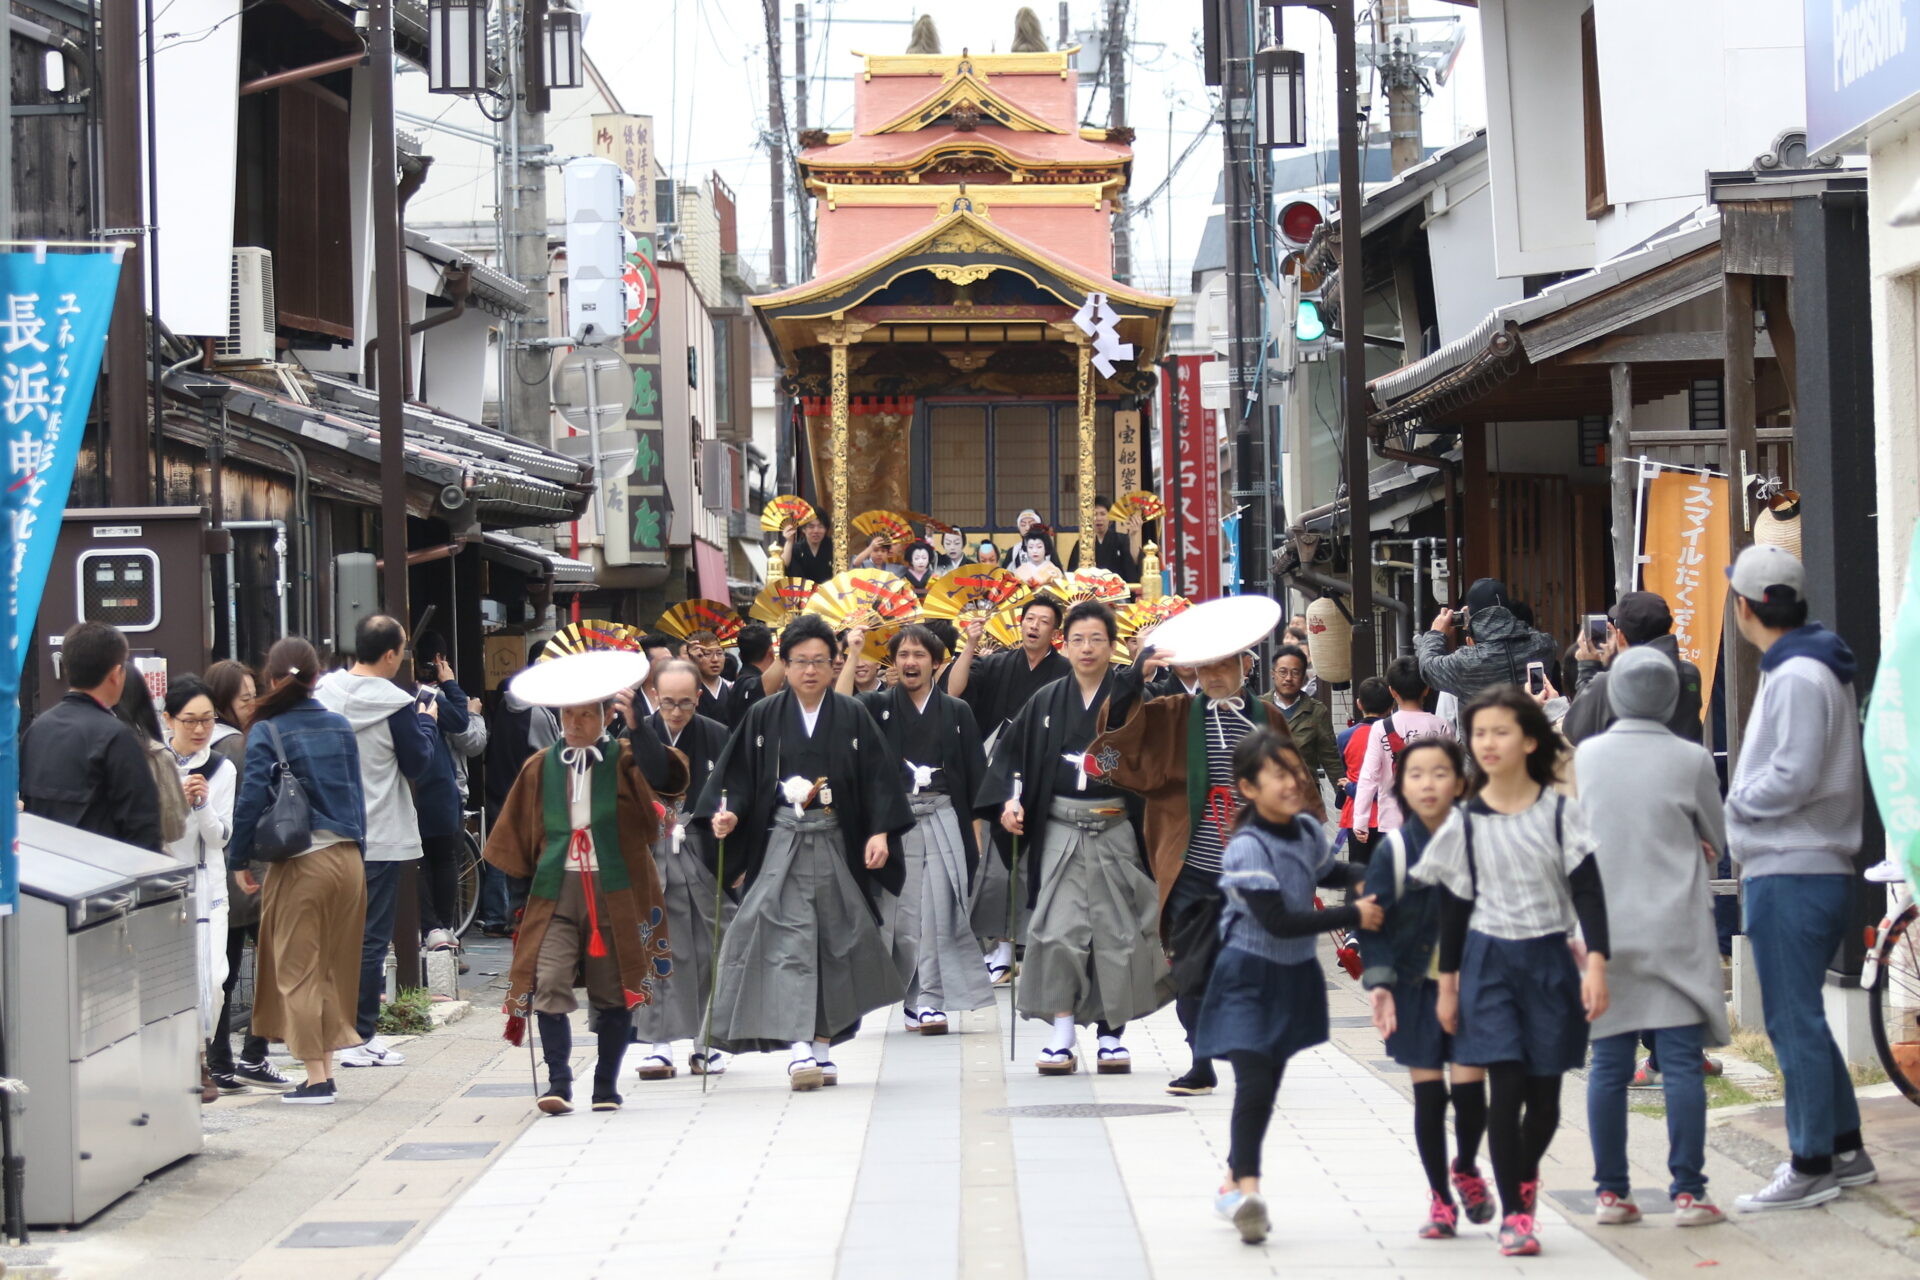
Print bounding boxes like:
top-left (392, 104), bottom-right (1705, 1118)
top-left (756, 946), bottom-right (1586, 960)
top-left (545, 1), bottom-right (585, 92)
top-left (427, 0), bottom-right (488, 96)
top-left (1254, 43), bottom-right (1308, 150)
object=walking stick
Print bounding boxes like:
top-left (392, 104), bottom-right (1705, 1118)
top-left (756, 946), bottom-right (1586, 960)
top-left (1006, 773), bottom-right (1021, 1064)
top-left (699, 792), bottom-right (728, 1096)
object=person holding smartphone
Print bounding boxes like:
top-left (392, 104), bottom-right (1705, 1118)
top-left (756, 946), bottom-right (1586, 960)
top-left (1561, 592), bottom-right (1704, 746)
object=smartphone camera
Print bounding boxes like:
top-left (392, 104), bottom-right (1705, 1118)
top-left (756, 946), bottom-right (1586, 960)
top-left (1526, 662), bottom-right (1547, 695)
top-left (1449, 608), bottom-right (1468, 632)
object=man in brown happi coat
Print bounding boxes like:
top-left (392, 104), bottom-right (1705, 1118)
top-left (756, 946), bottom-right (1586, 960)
top-left (485, 653), bottom-right (686, 1114)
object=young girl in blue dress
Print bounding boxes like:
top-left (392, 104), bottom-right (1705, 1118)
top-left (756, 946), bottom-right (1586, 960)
top-left (1411, 687), bottom-right (1612, 1258)
top-left (1357, 736), bottom-right (1493, 1238)
top-left (1197, 728), bottom-right (1382, 1245)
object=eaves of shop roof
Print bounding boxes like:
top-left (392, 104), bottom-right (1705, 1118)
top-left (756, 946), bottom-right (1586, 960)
top-left (1368, 206), bottom-right (1723, 416)
top-left (1303, 131), bottom-right (1488, 275)
top-left (481, 531), bottom-right (596, 591)
top-left (405, 230), bottom-right (531, 316)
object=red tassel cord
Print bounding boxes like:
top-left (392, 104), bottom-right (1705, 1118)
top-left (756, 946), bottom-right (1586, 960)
top-left (571, 828), bottom-right (610, 958)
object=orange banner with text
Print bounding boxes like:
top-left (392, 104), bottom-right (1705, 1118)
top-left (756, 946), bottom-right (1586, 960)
top-left (1640, 469), bottom-right (1730, 720)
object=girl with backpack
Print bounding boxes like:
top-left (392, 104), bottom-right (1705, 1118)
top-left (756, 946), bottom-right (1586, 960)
top-left (1410, 687), bottom-right (1612, 1258)
top-left (1357, 736), bottom-right (1493, 1239)
top-left (1197, 728), bottom-right (1382, 1245)
top-left (1351, 656), bottom-right (1455, 848)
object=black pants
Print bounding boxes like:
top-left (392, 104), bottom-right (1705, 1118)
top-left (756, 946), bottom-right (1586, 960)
top-left (1164, 861), bottom-right (1221, 1075)
top-left (207, 924), bottom-right (267, 1070)
top-left (418, 832), bottom-right (462, 934)
top-left (1486, 1063), bottom-right (1563, 1216)
top-left (1227, 1051), bottom-right (1286, 1179)
top-left (356, 861), bottom-right (403, 1042)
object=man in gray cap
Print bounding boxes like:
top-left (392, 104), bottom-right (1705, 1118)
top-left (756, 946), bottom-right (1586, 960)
top-left (1720, 544), bottom-right (1874, 1212)
top-left (1562, 591), bottom-right (1705, 745)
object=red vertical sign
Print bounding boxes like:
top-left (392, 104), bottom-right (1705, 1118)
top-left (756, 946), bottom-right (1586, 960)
top-left (1159, 354), bottom-right (1222, 601)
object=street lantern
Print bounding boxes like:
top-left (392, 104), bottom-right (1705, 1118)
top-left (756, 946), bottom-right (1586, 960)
top-left (427, 0), bottom-right (488, 96)
top-left (545, 2), bottom-right (585, 92)
top-left (1254, 45), bottom-right (1307, 150)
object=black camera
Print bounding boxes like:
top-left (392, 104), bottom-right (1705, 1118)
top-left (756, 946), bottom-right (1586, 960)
top-left (1449, 608), bottom-right (1468, 632)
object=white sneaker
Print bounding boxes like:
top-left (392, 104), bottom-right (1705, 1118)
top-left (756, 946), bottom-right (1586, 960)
top-left (423, 928), bottom-right (457, 951)
top-left (338, 1036), bottom-right (407, 1068)
top-left (1865, 858), bottom-right (1907, 885)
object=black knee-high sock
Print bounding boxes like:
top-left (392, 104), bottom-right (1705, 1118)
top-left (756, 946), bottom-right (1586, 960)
top-left (1451, 1077), bottom-right (1488, 1172)
top-left (1486, 1063), bottom-right (1527, 1216)
top-left (1412, 1080), bottom-right (1452, 1198)
top-left (1520, 1074), bottom-right (1563, 1182)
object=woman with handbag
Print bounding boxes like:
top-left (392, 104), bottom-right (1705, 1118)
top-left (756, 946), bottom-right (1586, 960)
top-left (229, 638), bottom-right (369, 1105)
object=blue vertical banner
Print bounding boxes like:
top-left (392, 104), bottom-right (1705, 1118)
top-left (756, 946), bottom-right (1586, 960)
top-left (1221, 510), bottom-right (1243, 597)
top-left (0, 244), bottom-right (125, 915)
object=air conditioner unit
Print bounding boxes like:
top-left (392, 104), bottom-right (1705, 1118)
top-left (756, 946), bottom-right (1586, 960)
top-left (214, 247), bottom-right (275, 365)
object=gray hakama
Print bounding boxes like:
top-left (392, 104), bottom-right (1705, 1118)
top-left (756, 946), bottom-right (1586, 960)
top-left (707, 808), bottom-right (903, 1052)
top-left (968, 838), bottom-right (1031, 946)
top-left (631, 809), bottom-right (736, 1043)
top-left (883, 794), bottom-right (996, 1013)
top-left (1016, 795), bottom-right (1169, 1026)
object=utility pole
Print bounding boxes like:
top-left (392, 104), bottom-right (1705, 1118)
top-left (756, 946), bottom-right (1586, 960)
top-left (1059, 2), bottom-right (1069, 48)
top-left (101, 0), bottom-right (146, 505)
top-left (1221, 0), bottom-right (1265, 606)
top-left (504, 0), bottom-right (556, 454)
top-left (1106, 0), bottom-right (1130, 285)
top-left (1334, 0), bottom-right (1375, 680)
top-left (1376, 0), bottom-right (1423, 176)
top-left (766, 0), bottom-right (789, 288)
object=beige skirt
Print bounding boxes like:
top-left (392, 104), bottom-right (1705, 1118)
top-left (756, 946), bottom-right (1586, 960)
top-left (252, 842), bottom-right (367, 1061)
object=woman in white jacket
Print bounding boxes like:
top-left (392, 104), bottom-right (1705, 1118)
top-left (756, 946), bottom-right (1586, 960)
top-left (164, 676), bottom-right (238, 1077)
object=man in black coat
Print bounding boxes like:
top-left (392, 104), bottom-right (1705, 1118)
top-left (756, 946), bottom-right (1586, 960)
top-left (21, 621), bottom-right (162, 850)
top-left (1563, 591), bottom-right (1705, 744)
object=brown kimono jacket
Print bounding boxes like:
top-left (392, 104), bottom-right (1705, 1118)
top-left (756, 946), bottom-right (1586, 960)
top-left (483, 738), bottom-right (689, 1034)
top-left (1093, 686), bottom-right (1321, 919)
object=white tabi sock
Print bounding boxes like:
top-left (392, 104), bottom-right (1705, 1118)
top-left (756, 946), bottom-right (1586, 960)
top-left (1097, 1034), bottom-right (1123, 1053)
top-left (812, 1038), bottom-right (832, 1062)
top-left (988, 940), bottom-right (1013, 968)
top-left (649, 1042), bottom-right (673, 1059)
top-left (791, 1041), bottom-right (814, 1063)
top-left (1048, 1016), bottom-right (1076, 1053)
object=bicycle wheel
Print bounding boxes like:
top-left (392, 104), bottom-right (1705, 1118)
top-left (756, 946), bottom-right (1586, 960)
top-left (454, 829), bottom-right (483, 938)
top-left (1867, 901), bottom-right (1920, 1105)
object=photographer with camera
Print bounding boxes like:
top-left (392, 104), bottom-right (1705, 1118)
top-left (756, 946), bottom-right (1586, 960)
top-left (1415, 579), bottom-right (1559, 721)
top-left (1561, 592), bottom-right (1704, 746)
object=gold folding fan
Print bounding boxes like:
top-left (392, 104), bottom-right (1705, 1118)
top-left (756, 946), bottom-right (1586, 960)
top-left (750, 577), bottom-right (817, 630)
top-left (654, 599), bottom-right (743, 646)
top-left (921, 565), bottom-right (1025, 622)
top-left (804, 570), bottom-right (922, 632)
top-left (1060, 567), bottom-right (1131, 604)
top-left (761, 494), bottom-right (816, 533)
top-left (851, 509), bottom-right (914, 545)
top-left (540, 619), bottom-right (641, 660)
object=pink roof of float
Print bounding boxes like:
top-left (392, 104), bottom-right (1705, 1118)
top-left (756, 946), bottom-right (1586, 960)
top-left (800, 125), bottom-right (1128, 171)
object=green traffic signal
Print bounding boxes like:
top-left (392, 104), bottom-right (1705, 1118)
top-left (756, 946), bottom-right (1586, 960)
top-left (1296, 298), bottom-right (1326, 342)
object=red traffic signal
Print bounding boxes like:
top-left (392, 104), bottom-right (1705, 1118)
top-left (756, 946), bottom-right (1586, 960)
top-left (1278, 200), bottom-right (1324, 249)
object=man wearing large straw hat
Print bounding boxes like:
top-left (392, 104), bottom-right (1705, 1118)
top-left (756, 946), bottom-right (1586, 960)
top-left (484, 651), bottom-right (684, 1115)
top-left (1091, 595), bottom-right (1319, 1096)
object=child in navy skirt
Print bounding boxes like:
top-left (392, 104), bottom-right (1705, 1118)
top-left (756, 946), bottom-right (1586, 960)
top-left (1196, 729), bottom-right (1381, 1245)
top-left (1357, 736), bottom-right (1493, 1239)
top-left (1410, 687), bottom-right (1611, 1259)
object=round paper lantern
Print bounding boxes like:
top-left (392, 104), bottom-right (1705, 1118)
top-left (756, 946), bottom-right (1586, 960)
top-left (1305, 595), bottom-right (1352, 686)
top-left (1754, 490), bottom-right (1802, 560)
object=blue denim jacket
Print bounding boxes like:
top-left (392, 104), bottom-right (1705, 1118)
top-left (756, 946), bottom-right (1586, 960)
top-left (230, 698), bottom-right (368, 864)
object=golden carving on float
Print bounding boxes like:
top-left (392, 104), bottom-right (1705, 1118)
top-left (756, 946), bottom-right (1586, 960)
top-left (823, 182), bottom-right (1103, 212)
top-left (855, 47), bottom-right (1076, 81)
top-left (929, 264), bottom-right (997, 286)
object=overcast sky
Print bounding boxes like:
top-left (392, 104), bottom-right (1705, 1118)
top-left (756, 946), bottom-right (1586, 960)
top-left (578, 1), bottom-right (1488, 295)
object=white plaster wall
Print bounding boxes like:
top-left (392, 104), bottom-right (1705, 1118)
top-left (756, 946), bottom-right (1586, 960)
top-left (1425, 172), bottom-right (1525, 348)
top-left (1479, 0), bottom-right (1596, 277)
top-left (1869, 126), bottom-right (1920, 635)
top-left (419, 309), bottom-right (494, 426)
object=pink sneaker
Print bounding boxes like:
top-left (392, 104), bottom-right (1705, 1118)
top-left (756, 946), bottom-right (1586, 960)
top-left (1451, 1166), bottom-right (1494, 1224)
top-left (1418, 1191), bottom-right (1458, 1239)
top-left (1498, 1213), bottom-right (1540, 1256)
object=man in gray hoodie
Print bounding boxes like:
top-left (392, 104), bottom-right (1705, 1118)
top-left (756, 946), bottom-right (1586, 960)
top-left (1721, 545), bottom-right (1875, 1212)
top-left (1416, 577), bottom-right (1559, 712)
top-left (317, 614), bottom-right (439, 1068)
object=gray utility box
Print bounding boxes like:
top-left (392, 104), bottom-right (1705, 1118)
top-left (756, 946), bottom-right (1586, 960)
top-left (15, 817), bottom-right (202, 1226)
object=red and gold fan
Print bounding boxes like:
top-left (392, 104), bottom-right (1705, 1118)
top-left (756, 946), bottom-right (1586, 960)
top-left (904, 509), bottom-right (961, 539)
top-left (540, 619), bottom-right (641, 660)
top-left (851, 509), bottom-right (915, 546)
top-left (761, 494), bottom-right (817, 533)
top-left (1060, 567), bottom-right (1132, 604)
top-left (654, 599), bottom-right (743, 647)
top-left (1118, 595), bottom-right (1193, 642)
top-left (750, 577), bottom-right (817, 631)
top-left (922, 564), bottom-right (1025, 622)
top-left (804, 569), bottom-right (922, 631)
top-left (1109, 490), bottom-right (1166, 524)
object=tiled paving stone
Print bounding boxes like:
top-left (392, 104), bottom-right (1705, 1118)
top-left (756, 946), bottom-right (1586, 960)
top-left (1549, 1188), bottom-right (1677, 1215)
top-left (386, 1141), bottom-right (500, 1161)
top-left (1328, 1014), bottom-right (1374, 1027)
top-left (986, 1103), bottom-right (1185, 1118)
top-left (465, 1082), bottom-right (539, 1097)
top-left (280, 1220), bottom-right (418, 1249)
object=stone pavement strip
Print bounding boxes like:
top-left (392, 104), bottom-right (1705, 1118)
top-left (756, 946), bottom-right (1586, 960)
top-left (389, 965), bottom-right (1704, 1280)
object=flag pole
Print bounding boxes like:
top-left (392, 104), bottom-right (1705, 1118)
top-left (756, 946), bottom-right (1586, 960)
top-left (1005, 773), bottom-right (1021, 1064)
top-left (699, 793), bottom-right (727, 1096)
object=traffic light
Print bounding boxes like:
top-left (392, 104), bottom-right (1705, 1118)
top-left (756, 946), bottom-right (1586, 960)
top-left (562, 157), bottom-right (635, 347)
top-left (1296, 297), bottom-right (1327, 343)
top-left (1277, 197), bottom-right (1326, 251)
top-left (1280, 251), bottom-right (1328, 356)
